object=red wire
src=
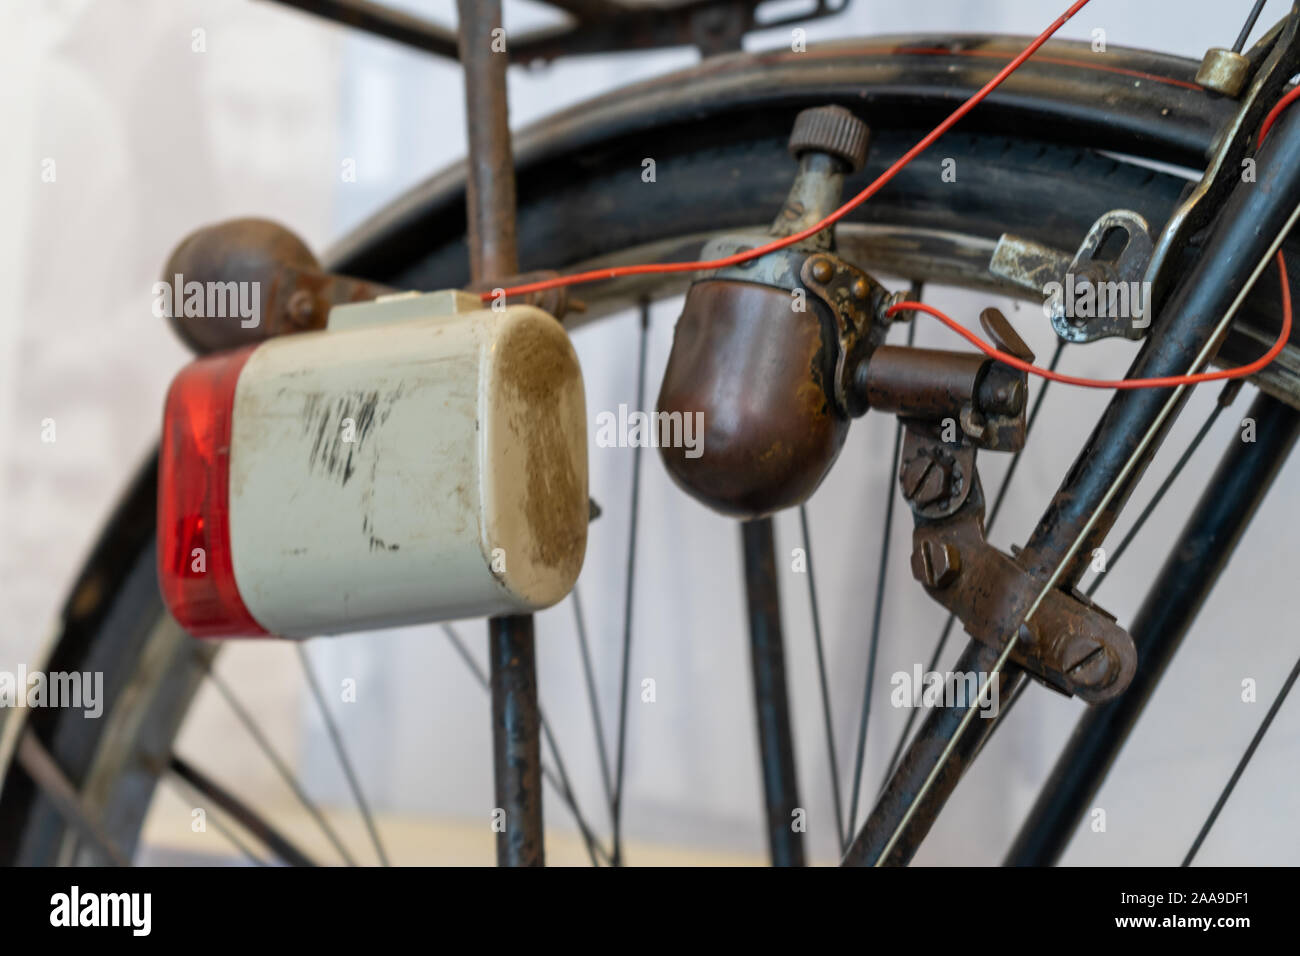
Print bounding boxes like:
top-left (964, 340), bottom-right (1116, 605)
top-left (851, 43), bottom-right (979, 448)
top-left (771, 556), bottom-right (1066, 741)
top-left (481, 0), bottom-right (1095, 301)
top-left (887, 250), bottom-right (1290, 390)
top-left (887, 78), bottom-right (1300, 390)
top-left (1260, 85), bottom-right (1300, 142)
top-left (478, 0), bottom-right (1294, 393)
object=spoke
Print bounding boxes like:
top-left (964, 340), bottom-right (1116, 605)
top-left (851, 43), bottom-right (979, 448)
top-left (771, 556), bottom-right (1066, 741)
top-left (296, 642), bottom-right (390, 865)
top-left (572, 585), bottom-right (616, 820)
top-left (169, 755), bottom-right (317, 866)
top-left (16, 727), bottom-right (131, 866)
top-left (611, 300), bottom-right (650, 866)
top-left (799, 504), bottom-right (846, 850)
top-left (1086, 385), bottom-right (1235, 599)
top-left (880, 338), bottom-right (1066, 785)
top-left (845, 288), bottom-right (920, 842)
top-left (1183, 647), bottom-right (1300, 865)
top-left (1233, 0), bottom-right (1270, 53)
top-left (441, 624), bottom-right (611, 866)
top-left (201, 658), bottom-right (358, 865)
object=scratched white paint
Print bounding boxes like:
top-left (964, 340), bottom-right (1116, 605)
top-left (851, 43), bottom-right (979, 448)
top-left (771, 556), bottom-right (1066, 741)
top-left (228, 303), bottom-right (588, 636)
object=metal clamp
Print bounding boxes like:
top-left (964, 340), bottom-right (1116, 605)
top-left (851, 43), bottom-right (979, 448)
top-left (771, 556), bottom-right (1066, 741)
top-left (900, 426), bottom-right (1137, 703)
top-left (991, 210), bottom-right (1153, 344)
top-left (799, 253), bottom-right (889, 416)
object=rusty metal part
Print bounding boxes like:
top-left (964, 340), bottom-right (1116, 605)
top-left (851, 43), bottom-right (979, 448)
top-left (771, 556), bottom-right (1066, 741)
top-left (657, 280), bottom-right (847, 518)
top-left (980, 306), bottom-right (1034, 362)
top-left (487, 614), bottom-right (544, 867)
top-left (162, 218), bottom-right (395, 354)
top-left (799, 253), bottom-right (889, 416)
top-left (1196, 47), bottom-right (1252, 97)
top-left (862, 347), bottom-right (988, 420)
top-left (855, 340), bottom-right (1028, 452)
top-left (988, 233), bottom-right (1070, 300)
top-left (991, 209), bottom-right (1153, 343)
top-left (772, 157), bottom-right (847, 250)
top-left (457, 0), bottom-right (543, 869)
top-left (458, 0), bottom-right (519, 283)
top-left (898, 431), bottom-right (974, 519)
top-left (912, 539), bottom-right (961, 589)
top-left (901, 429), bottom-right (1137, 703)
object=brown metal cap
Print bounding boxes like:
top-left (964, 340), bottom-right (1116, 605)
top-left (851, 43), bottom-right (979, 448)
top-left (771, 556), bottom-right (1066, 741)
top-left (657, 279), bottom-right (849, 519)
top-left (788, 105), bottom-right (871, 173)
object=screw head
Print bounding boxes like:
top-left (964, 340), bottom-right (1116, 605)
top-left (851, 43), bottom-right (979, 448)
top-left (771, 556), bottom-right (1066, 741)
top-left (912, 540), bottom-right (962, 589)
top-left (900, 454), bottom-right (951, 507)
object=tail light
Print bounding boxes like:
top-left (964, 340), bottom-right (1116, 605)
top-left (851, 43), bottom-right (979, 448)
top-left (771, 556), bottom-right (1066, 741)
top-left (157, 295), bottom-right (589, 638)
top-left (158, 346), bottom-right (265, 636)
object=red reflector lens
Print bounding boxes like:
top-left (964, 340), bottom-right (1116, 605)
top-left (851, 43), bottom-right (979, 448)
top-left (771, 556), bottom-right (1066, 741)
top-left (158, 346), bottom-right (268, 637)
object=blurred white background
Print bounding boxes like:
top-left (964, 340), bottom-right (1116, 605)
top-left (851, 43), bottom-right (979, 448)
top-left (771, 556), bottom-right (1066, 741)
top-left (1, 0), bottom-right (1298, 865)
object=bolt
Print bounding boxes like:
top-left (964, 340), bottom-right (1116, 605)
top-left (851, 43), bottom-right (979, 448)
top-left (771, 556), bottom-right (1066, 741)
top-left (912, 540), bottom-right (962, 589)
top-left (978, 366), bottom-right (1026, 416)
top-left (880, 289), bottom-right (912, 323)
top-left (901, 454), bottom-right (951, 507)
top-left (1063, 641), bottom-right (1117, 690)
top-left (900, 456), bottom-right (932, 499)
top-left (996, 379), bottom-right (1025, 414)
top-left (810, 257), bottom-right (834, 283)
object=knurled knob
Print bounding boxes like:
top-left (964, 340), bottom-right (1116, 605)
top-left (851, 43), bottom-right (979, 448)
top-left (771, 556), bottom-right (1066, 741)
top-left (788, 105), bottom-right (871, 174)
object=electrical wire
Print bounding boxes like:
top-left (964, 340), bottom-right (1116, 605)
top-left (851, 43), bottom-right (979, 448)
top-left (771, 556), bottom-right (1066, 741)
top-left (480, 0), bottom-right (1296, 394)
top-left (479, 0), bottom-right (1094, 299)
top-left (885, 252), bottom-right (1290, 389)
top-left (885, 79), bottom-right (1300, 390)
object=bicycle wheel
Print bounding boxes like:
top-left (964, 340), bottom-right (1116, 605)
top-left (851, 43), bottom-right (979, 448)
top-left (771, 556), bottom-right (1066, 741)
top-left (2, 35), bottom-right (1295, 865)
